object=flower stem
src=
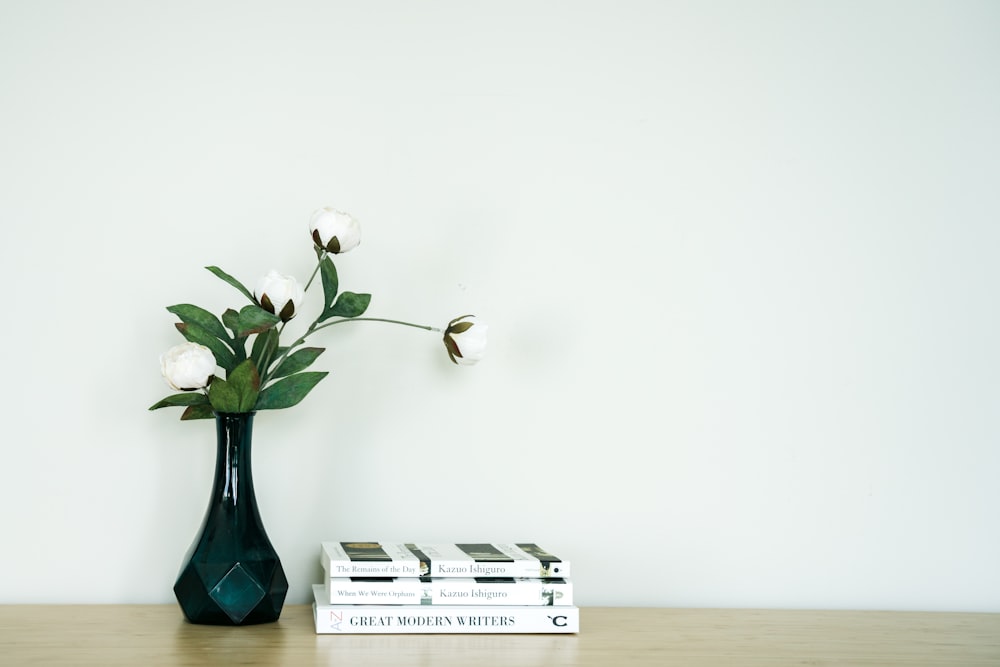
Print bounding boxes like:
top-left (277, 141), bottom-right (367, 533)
top-left (303, 250), bottom-right (326, 292)
top-left (312, 317), bottom-right (442, 334)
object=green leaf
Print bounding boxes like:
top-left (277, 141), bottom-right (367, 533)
top-left (220, 309), bottom-right (249, 365)
top-left (255, 371), bottom-right (329, 410)
top-left (180, 404), bottom-right (215, 420)
top-left (320, 255), bottom-right (339, 312)
top-left (207, 376), bottom-right (241, 413)
top-left (167, 304), bottom-right (231, 344)
top-left (323, 292), bottom-right (371, 320)
top-left (175, 322), bottom-right (236, 372)
top-left (270, 347), bottom-right (325, 380)
top-left (205, 266), bottom-right (256, 303)
top-left (222, 308), bottom-right (241, 334)
top-left (231, 338), bottom-right (247, 366)
top-left (236, 304), bottom-right (280, 337)
top-left (149, 393), bottom-right (210, 411)
top-left (227, 359), bottom-right (261, 412)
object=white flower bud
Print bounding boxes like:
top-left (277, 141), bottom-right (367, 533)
top-left (309, 207), bottom-right (361, 254)
top-left (442, 315), bottom-right (488, 365)
top-left (255, 270), bottom-right (305, 322)
top-left (160, 342), bottom-right (216, 391)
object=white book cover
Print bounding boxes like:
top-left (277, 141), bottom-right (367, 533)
top-left (321, 542), bottom-right (570, 578)
top-left (313, 586), bottom-right (579, 634)
top-left (323, 576), bottom-right (573, 606)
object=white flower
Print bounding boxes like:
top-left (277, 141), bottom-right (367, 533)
top-left (160, 342), bottom-right (216, 391)
top-left (309, 207), bottom-right (361, 254)
top-left (442, 315), bottom-right (488, 365)
top-left (255, 270), bottom-right (305, 322)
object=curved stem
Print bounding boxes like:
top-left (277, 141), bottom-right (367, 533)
top-left (313, 317), bottom-right (442, 334)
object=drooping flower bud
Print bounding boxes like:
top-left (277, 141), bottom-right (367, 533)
top-left (309, 207), bottom-right (361, 254)
top-left (442, 315), bottom-right (488, 365)
top-left (160, 342), bottom-right (216, 391)
top-left (255, 270), bottom-right (305, 322)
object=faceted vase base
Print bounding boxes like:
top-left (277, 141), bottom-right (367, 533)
top-left (174, 557), bottom-right (288, 625)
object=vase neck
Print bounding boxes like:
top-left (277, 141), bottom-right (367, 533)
top-left (213, 412), bottom-right (257, 508)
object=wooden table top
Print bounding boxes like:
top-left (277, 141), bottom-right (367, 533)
top-left (1, 605), bottom-right (998, 666)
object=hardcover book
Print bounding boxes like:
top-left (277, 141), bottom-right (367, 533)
top-left (321, 542), bottom-right (569, 578)
top-left (323, 576), bottom-right (573, 606)
top-left (312, 586), bottom-right (579, 634)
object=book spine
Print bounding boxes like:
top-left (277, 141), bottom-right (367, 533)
top-left (313, 602), bottom-right (580, 634)
top-left (324, 560), bottom-right (566, 578)
top-left (324, 578), bottom-right (574, 606)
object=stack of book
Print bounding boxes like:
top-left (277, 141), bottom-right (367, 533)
top-left (313, 542), bottom-right (578, 634)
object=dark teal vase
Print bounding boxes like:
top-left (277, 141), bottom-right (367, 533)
top-left (173, 412), bottom-right (288, 625)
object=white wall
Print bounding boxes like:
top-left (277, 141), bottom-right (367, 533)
top-left (1, 1), bottom-right (998, 611)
